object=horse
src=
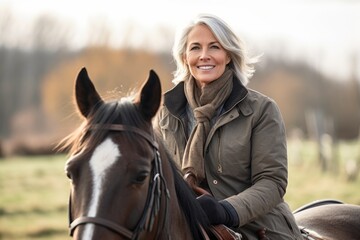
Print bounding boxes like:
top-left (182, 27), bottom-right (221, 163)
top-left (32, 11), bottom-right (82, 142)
top-left (61, 67), bottom-right (360, 240)
top-left (61, 67), bottom-right (214, 240)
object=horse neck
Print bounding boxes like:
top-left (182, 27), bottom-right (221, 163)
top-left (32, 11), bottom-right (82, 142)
top-left (167, 189), bottom-right (198, 240)
top-left (156, 147), bottom-right (196, 240)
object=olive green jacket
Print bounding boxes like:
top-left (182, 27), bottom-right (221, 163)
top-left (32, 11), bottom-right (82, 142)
top-left (154, 77), bottom-right (303, 240)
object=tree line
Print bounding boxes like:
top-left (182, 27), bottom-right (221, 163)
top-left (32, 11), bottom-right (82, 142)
top-left (1, 45), bottom-right (359, 157)
top-left (0, 8), bottom-right (359, 156)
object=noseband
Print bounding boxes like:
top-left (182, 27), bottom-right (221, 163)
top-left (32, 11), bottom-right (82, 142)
top-left (68, 124), bottom-right (170, 239)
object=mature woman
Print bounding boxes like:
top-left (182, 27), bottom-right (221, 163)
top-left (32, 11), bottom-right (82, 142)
top-left (155, 13), bottom-right (303, 240)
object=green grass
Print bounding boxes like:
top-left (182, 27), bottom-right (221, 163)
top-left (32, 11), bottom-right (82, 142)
top-left (0, 140), bottom-right (359, 239)
top-left (286, 139), bottom-right (360, 210)
top-left (0, 155), bottom-right (70, 240)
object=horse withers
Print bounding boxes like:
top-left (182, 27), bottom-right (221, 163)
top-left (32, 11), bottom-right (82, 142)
top-left (61, 67), bottom-right (360, 240)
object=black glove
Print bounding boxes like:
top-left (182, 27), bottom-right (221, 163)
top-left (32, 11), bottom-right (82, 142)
top-left (196, 194), bottom-right (239, 227)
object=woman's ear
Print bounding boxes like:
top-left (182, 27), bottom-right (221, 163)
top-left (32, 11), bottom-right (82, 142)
top-left (183, 54), bottom-right (188, 65)
top-left (226, 55), bottom-right (231, 64)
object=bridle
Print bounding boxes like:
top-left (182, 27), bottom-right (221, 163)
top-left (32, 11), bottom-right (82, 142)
top-left (68, 124), bottom-right (170, 239)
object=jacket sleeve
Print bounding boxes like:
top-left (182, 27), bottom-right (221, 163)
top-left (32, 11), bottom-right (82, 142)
top-left (226, 98), bottom-right (288, 226)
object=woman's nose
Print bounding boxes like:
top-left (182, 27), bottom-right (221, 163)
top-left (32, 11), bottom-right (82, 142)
top-left (199, 49), bottom-right (210, 60)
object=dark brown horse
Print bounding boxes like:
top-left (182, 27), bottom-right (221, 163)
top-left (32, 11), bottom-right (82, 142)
top-left (62, 67), bottom-right (360, 240)
top-left (61, 67), bottom-right (213, 240)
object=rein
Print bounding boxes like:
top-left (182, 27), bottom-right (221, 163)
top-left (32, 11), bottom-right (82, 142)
top-left (68, 124), bottom-right (170, 239)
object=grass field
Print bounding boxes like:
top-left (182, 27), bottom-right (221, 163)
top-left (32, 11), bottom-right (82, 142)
top-left (0, 155), bottom-right (70, 240)
top-left (0, 140), bottom-right (359, 239)
top-left (286, 139), bottom-right (360, 210)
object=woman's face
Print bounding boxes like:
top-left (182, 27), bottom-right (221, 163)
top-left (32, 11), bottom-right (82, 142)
top-left (184, 24), bottom-right (230, 87)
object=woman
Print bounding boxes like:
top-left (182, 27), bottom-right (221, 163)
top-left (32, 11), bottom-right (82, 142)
top-left (155, 13), bottom-right (303, 240)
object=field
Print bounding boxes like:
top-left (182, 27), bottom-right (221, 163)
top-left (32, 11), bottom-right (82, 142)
top-left (0, 140), bottom-right (359, 239)
top-left (0, 155), bottom-right (69, 240)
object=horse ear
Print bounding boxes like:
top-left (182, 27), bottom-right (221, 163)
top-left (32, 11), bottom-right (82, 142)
top-left (75, 67), bottom-right (103, 118)
top-left (137, 69), bottom-right (162, 121)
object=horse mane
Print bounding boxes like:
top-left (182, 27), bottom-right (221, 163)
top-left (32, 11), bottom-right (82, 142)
top-left (156, 135), bottom-right (211, 239)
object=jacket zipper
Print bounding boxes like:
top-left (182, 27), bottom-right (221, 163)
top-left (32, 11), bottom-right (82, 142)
top-left (217, 128), bottom-right (223, 173)
top-left (214, 93), bottom-right (248, 174)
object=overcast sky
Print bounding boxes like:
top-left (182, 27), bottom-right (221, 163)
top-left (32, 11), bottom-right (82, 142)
top-left (1, 0), bottom-right (359, 81)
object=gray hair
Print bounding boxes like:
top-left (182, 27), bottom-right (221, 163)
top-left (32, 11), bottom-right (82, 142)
top-left (172, 13), bottom-right (259, 86)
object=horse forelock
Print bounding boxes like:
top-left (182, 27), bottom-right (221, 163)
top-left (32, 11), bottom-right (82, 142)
top-left (60, 97), bottom-right (150, 156)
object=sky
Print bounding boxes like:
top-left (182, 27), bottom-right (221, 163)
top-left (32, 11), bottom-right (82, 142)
top-left (1, 0), bottom-right (359, 81)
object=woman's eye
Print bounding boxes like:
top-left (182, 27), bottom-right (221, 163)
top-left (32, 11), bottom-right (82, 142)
top-left (189, 46), bottom-right (200, 51)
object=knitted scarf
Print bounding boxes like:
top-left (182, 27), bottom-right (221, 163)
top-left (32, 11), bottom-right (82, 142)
top-left (182, 68), bottom-right (233, 182)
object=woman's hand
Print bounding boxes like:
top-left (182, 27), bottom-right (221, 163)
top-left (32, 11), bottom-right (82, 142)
top-left (196, 194), bottom-right (239, 227)
top-left (183, 172), bottom-right (209, 196)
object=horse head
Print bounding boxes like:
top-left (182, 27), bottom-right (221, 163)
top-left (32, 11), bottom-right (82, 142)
top-left (64, 68), bottom-right (167, 239)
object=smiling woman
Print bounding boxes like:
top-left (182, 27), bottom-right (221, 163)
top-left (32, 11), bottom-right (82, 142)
top-left (184, 24), bottom-right (231, 87)
top-left (155, 13), bottom-right (305, 240)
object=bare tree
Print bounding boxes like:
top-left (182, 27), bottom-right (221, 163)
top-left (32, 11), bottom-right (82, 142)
top-left (85, 18), bottom-right (112, 47)
top-left (0, 7), bottom-right (16, 137)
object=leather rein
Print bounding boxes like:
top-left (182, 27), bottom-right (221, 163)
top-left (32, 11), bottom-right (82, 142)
top-left (68, 124), bottom-right (170, 239)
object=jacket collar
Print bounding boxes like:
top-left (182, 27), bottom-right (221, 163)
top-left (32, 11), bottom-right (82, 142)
top-left (223, 76), bottom-right (248, 113)
top-left (164, 76), bottom-right (248, 117)
top-left (163, 81), bottom-right (187, 117)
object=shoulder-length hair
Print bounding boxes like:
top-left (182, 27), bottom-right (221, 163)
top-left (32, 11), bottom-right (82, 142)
top-left (172, 13), bottom-right (260, 86)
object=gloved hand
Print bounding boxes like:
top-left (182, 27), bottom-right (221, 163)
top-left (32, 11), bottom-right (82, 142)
top-left (183, 172), bottom-right (209, 196)
top-left (196, 194), bottom-right (239, 227)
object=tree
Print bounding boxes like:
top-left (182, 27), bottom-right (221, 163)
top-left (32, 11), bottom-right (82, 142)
top-left (41, 47), bottom-right (173, 138)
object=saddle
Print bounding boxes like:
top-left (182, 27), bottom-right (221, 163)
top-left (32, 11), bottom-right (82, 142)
top-left (208, 225), bottom-right (269, 240)
top-left (209, 225), bottom-right (241, 240)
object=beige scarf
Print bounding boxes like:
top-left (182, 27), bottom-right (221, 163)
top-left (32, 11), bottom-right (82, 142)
top-left (182, 68), bottom-right (233, 182)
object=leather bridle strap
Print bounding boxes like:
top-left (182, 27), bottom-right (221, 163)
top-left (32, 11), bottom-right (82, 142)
top-left (90, 124), bottom-right (159, 150)
top-left (69, 123), bottom-right (167, 239)
top-left (69, 216), bottom-right (133, 239)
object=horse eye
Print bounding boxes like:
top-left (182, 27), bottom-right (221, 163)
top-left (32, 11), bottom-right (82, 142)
top-left (65, 166), bottom-right (78, 182)
top-left (66, 171), bottom-right (72, 180)
top-left (134, 171), bottom-right (149, 184)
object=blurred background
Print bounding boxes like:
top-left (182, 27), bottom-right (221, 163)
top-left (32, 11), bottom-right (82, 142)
top-left (0, 0), bottom-right (359, 239)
